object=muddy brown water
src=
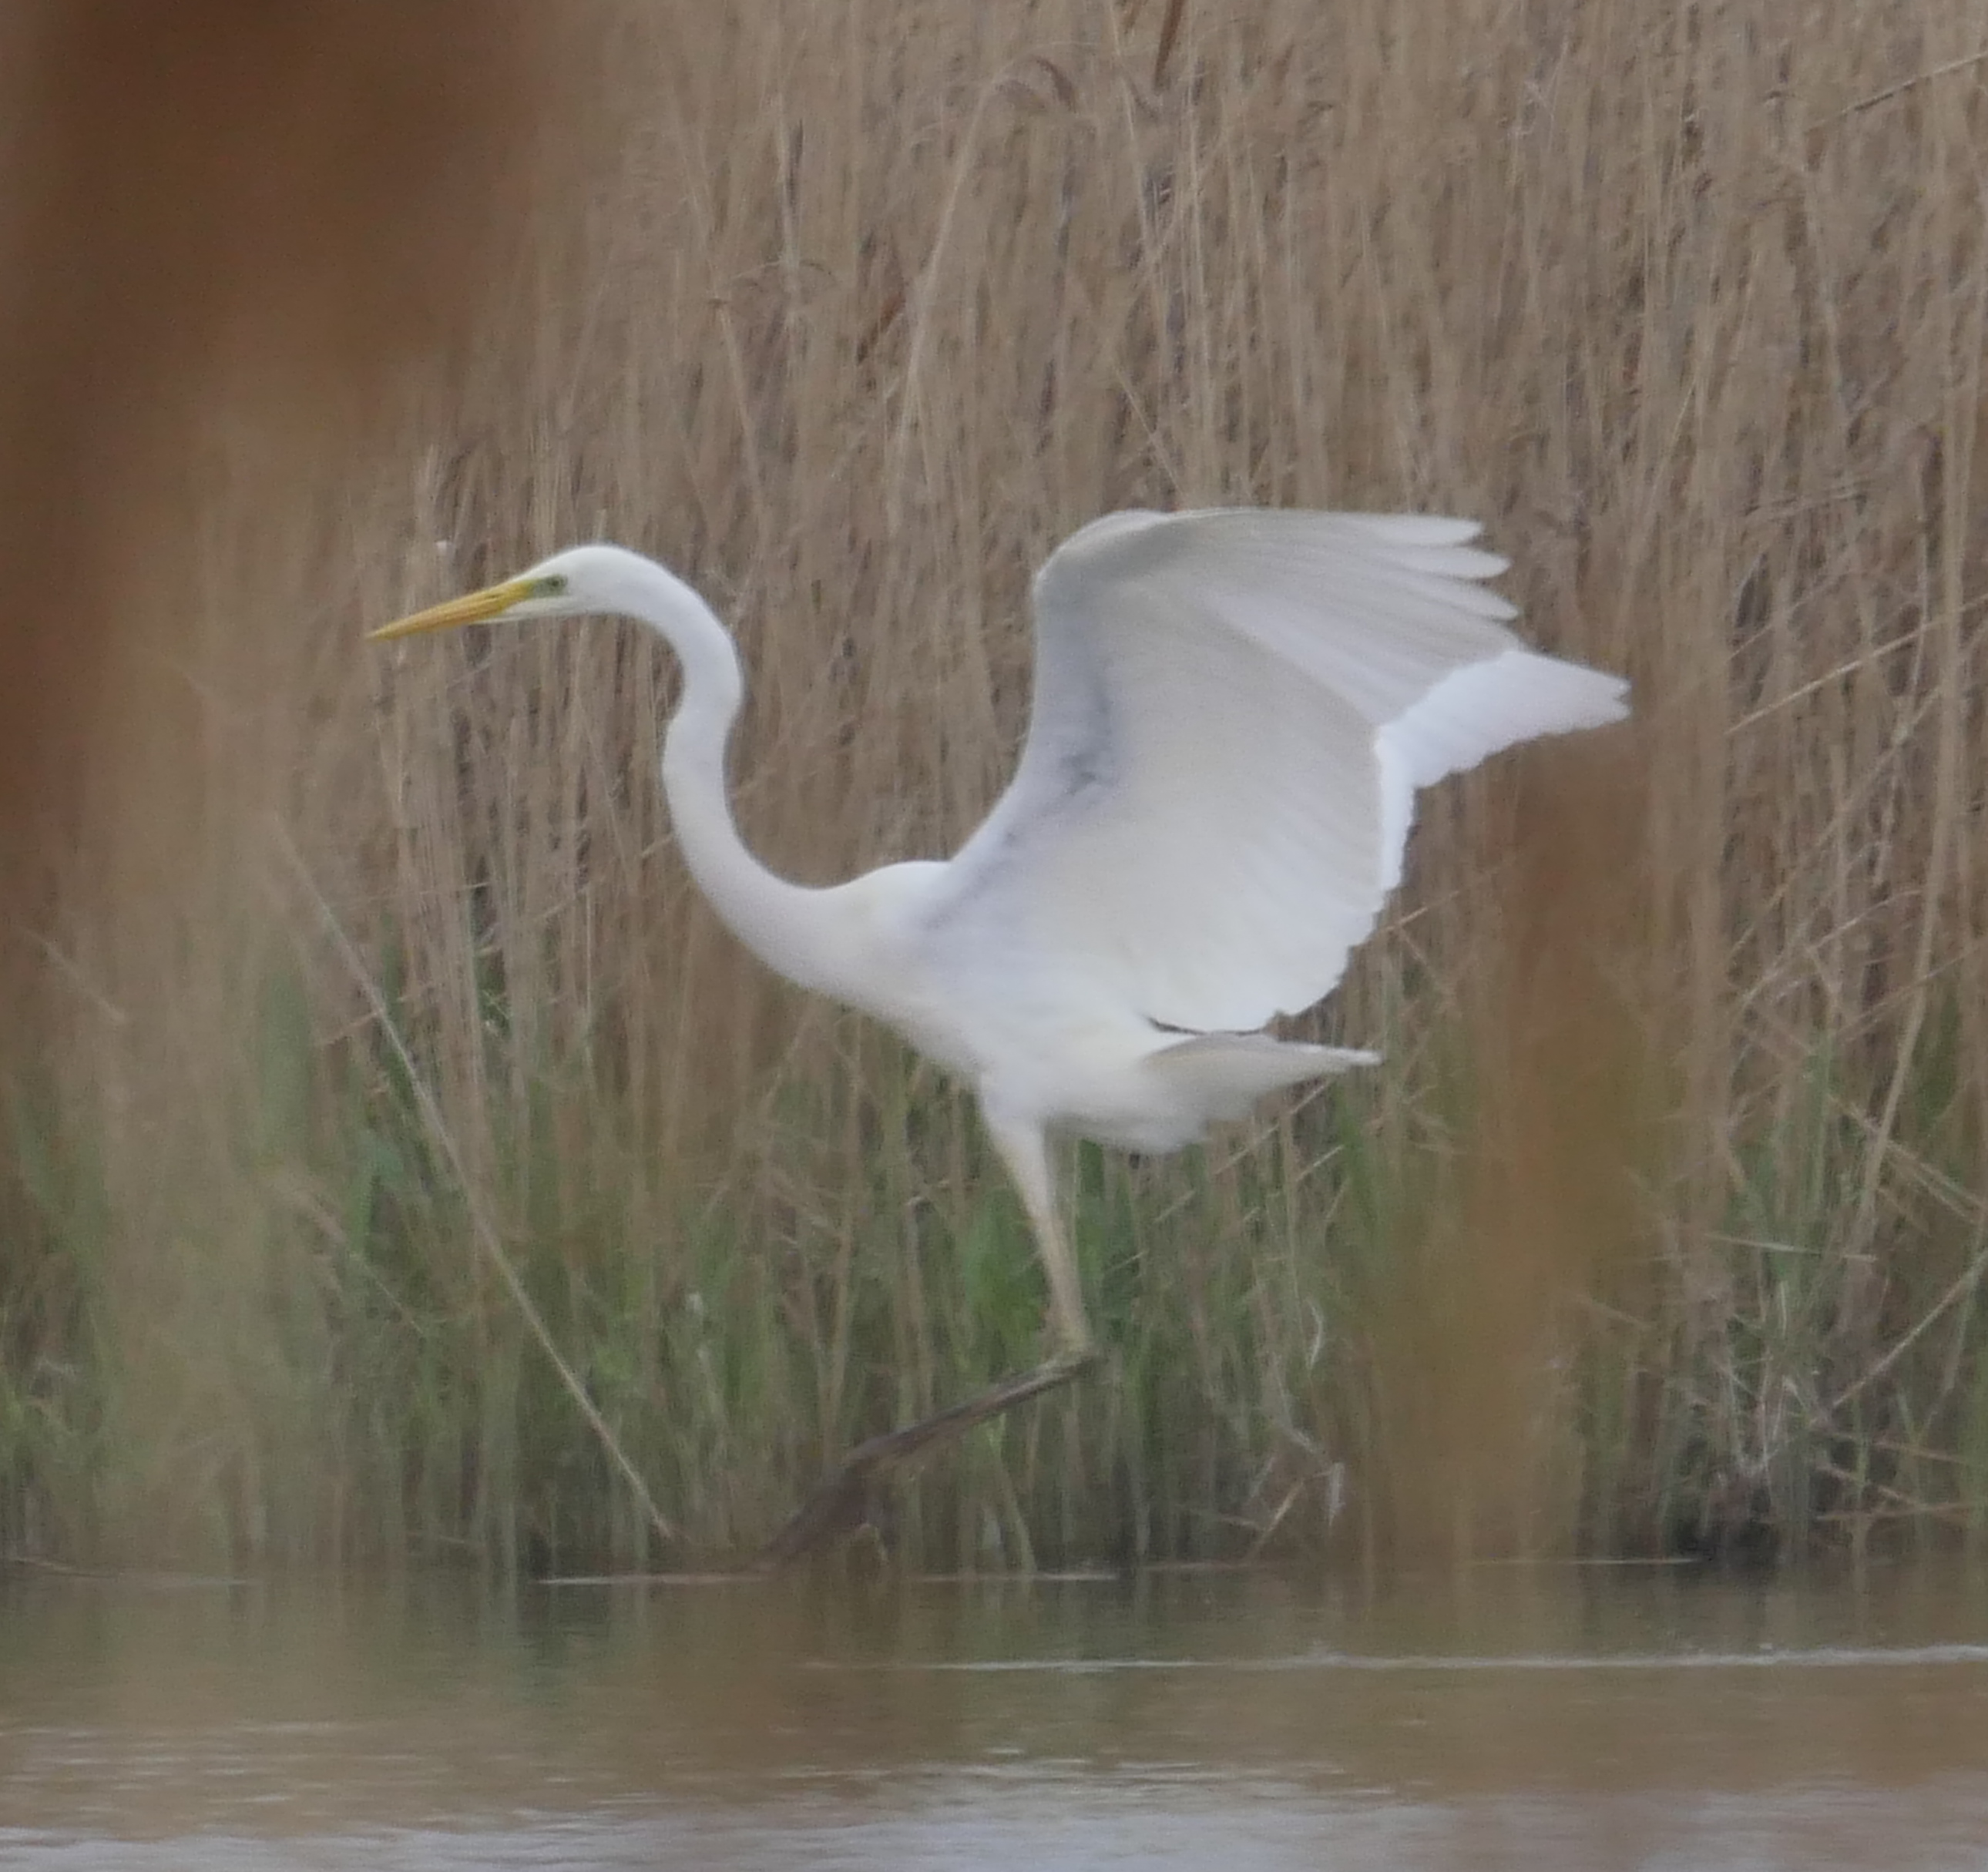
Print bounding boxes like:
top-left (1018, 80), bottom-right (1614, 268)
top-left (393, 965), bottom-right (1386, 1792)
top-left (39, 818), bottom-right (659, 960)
top-left (3, 1558), bottom-right (1986, 1868)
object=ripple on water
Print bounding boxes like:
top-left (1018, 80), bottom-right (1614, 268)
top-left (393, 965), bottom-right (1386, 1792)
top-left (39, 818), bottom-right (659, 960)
top-left (2, 1563), bottom-right (1987, 1869)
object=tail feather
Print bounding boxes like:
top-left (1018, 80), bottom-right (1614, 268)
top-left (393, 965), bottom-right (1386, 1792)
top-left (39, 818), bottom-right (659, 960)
top-left (1143, 1032), bottom-right (1378, 1128)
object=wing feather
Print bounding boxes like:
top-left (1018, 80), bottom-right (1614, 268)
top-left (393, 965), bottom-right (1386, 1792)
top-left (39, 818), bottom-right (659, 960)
top-left (922, 508), bottom-right (1627, 1032)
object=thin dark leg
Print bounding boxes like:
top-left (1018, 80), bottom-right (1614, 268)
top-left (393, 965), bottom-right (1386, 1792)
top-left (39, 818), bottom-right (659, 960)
top-left (760, 1115), bottom-right (1101, 1569)
top-left (755, 1349), bottom-right (1103, 1569)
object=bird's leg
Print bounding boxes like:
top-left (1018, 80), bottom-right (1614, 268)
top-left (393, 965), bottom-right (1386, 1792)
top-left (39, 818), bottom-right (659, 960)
top-left (756, 1115), bottom-right (1100, 1569)
top-left (989, 1111), bottom-right (1098, 1370)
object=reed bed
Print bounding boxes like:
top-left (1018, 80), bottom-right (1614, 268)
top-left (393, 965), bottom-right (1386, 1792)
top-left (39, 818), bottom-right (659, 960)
top-left (5, 0), bottom-right (1988, 1572)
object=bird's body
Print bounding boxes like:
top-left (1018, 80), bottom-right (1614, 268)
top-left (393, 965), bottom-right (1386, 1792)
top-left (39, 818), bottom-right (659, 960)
top-left (373, 507), bottom-right (1629, 1526)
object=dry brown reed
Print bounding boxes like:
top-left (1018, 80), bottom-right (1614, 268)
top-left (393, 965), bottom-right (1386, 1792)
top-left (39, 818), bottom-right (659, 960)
top-left (10, 0), bottom-right (1988, 1571)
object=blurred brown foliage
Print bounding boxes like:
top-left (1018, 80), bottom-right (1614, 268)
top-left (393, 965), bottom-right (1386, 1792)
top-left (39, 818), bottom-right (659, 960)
top-left (0, 2), bottom-right (556, 944)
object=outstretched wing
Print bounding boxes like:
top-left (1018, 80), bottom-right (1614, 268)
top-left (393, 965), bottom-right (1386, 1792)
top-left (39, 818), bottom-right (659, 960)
top-left (919, 508), bottom-right (1628, 1033)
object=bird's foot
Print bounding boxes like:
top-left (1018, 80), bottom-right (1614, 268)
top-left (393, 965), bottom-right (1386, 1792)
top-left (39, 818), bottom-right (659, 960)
top-left (754, 1351), bottom-right (1103, 1571)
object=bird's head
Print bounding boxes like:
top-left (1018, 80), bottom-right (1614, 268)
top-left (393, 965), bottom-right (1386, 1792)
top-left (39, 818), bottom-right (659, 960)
top-left (368, 544), bottom-right (641, 641)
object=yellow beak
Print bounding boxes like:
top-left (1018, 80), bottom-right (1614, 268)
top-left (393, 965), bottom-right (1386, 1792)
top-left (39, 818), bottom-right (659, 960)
top-left (368, 576), bottom-right (537, 642)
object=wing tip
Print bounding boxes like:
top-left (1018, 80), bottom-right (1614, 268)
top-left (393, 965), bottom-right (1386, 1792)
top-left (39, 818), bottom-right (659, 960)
top-left (1037, 507), bottom-right (1521, 606)
top-left (1573, 669), bottom-right (1634, 727)
top-left (1349, 513), bottom-right (1486, 547)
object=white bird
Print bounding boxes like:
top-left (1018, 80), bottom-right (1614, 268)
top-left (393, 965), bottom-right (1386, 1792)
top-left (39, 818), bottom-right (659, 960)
top-left (371, 508), bottom-right (1628, 1548)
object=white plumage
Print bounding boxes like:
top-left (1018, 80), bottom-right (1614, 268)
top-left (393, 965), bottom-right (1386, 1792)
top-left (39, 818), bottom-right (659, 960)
top-left (930, 509), bottom-right (1625, 1036)
top-left (373, 507), bottom-right (1629, 1376)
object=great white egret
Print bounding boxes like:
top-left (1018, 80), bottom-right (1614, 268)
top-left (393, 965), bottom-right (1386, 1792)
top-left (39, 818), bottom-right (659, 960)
top-left (371, 508), bottom-right (1628, 1556)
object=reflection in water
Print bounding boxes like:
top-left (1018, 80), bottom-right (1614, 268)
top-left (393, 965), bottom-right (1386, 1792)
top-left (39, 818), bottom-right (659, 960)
top-left (2, 1563), bottom-right (1987, 1868)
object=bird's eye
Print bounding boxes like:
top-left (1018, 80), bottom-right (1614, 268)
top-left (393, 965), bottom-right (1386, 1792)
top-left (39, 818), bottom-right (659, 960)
top-left (536, 574), bottom-right (569, 599)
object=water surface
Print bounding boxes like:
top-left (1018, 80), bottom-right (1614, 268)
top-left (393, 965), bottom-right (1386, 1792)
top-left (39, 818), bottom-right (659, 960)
top-left (5, 1558), bottom-right (1988, 1868)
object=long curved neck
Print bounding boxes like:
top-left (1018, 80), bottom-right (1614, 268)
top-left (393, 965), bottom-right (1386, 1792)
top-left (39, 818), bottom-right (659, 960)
top-left (599, 552), bottom-right (848, 995)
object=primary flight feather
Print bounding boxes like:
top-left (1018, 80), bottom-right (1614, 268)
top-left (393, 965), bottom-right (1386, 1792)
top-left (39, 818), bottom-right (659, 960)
top-left (372, 508), bottom-right (1628, 1377)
